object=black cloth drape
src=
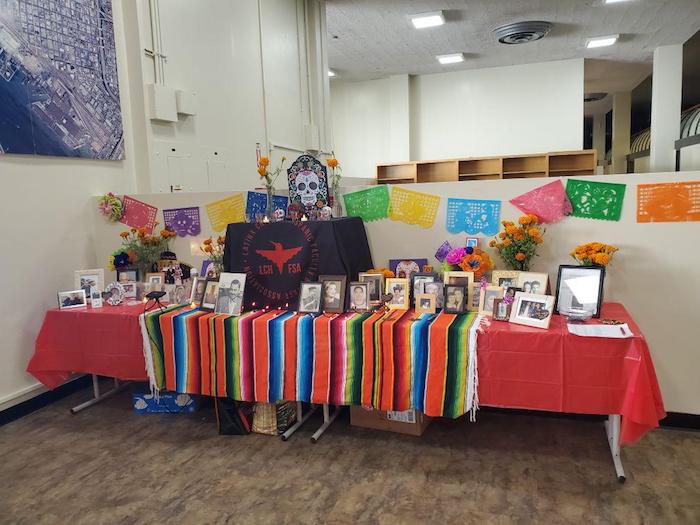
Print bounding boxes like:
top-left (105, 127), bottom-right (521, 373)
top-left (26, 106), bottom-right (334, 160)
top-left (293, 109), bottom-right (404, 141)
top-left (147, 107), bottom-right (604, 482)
top-left (224, 217), bottom-right (373, 309)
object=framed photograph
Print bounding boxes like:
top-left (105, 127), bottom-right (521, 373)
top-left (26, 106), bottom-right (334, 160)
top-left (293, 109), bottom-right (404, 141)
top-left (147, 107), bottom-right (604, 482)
top-left (201, 260), bottom-right (218, 279)
top-left (443, 271), bottom-right (475, 311)
top-left (121, 281), bottom-right (137, 299)
top-left (215, 273), bottom-right (246, 315)
top-left (503, 286), bottom-right (522, 301)
top-left (359, 272), bottom-right (384, 304)
top-left (415, 293), bottom-right (436, 314)
top-left (298, 282), bottom-right (323, 313)
top-left (201, 279), bottom-right (220, 311)
top-left (410, 272), bottom-right (437, 305)
top-left (479, 286), bottom-right (505, 316)
top-left (385, 278), bottom-right (410, 310)
top-left (492, 299), bottom-right (510, 321)
top-left (116, 266), bottom-right (139, 284)
top-left (349, 282), bottom-right (370, 311)
top-left (389, 259), bottom-right (428, 279)
top-left (491, 270), bottom-right (520, 289)
top-left (189, 277), bottom-right (208, 304)
top-left (146, 272), bottom-right (165, 285)
top-left (90, 288), bottom-right (103, 308)
top-left (319, 275), bottom-right (347, 313)
top-left (517, 272), bottom-right (548, 295)
top-left (104, 282), bottom-right (125, 306)
top-left (554, 265), bottom-right (605, 318)
top-left (74, 269), bottom-right (104, 303)
top-left (422, 281), bottom-right (444, 309)
top-left (57, 289), bottom-right (87, 310)
top-left (443, 285), bottom-right (467, 314)
top-left (509, 292), bottom-right (555, 329)
top-left (465, 238), bottom-right (479, 248)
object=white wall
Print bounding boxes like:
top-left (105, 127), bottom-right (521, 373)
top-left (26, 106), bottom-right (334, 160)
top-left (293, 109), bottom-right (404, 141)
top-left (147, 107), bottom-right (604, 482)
top-left (331, 59), bottom-right (584, 178)
top-left (341, 171), bottom-right (700, 415)
top-left (0, 0), bottom-right (138, 409)
top-left (680, 143), bottom-right (700, 170)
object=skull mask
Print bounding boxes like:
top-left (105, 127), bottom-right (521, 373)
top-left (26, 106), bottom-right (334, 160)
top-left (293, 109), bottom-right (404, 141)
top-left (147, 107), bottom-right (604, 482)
top-left (296, 170), bottom-right (320, 207)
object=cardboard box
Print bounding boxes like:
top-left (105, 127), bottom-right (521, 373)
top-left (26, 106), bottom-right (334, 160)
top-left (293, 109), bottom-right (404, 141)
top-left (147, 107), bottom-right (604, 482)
top-left (350, 406), bottom-right (431, 436)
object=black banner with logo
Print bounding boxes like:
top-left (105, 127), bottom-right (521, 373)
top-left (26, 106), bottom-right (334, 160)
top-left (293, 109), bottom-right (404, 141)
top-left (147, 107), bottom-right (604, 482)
top-left (224, 217), bottom-right (373, 310)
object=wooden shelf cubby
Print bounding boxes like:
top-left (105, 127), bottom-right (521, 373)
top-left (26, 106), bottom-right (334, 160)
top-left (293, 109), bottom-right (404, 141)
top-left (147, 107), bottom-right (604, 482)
top-left (376, 149), bottom-right (596, 185)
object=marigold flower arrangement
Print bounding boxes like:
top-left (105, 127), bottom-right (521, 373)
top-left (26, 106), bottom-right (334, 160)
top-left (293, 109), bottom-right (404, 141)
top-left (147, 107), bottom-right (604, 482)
top-left (201, 235), bottom-right (226, 275)
top-left (489, 214), bottom-right (544, 271)
top-left (257, 155), bottom-right (287, 190)
top-left (442, 246), bottom-right (493, 280)
top-left (115, 224), bottom-right (176, 276)
top-left (366, 268), bottom-right (395, 279)
top-left (570, 242), bottom-right (618, 267)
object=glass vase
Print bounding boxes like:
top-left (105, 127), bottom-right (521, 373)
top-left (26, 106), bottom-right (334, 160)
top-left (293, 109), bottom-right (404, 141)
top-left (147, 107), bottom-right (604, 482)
top-left (265, 186), bottom-right (274, 220)
top-left (330, 183), bottom-right (343, 218)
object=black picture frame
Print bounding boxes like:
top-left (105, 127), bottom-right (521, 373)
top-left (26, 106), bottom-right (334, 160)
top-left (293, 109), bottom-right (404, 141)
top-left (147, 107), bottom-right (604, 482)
top-left (410, 271), bottom-right (437, 305)
top-left (554, 265), bottom-right (605, 318)
top-left (319, 275), bottom-right (347, 313)
top-left (348, 281), bottom-right (370, 312)
top-left (443, 285), bottom-right (467, 314)
top-left (200, 278), bottom-right (220, 311)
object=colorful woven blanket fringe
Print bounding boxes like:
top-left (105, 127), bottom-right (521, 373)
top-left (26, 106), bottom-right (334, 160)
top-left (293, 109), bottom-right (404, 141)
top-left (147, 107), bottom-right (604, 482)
top-left (142, 307), bottom-right (481, 419)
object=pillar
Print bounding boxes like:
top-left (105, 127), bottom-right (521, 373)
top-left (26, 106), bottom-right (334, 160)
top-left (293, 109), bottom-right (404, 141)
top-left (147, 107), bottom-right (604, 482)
top-left (650, 44), bottom-right (683, 172)
top-left (389, 74), bottom-right (410, 162)
top-left (592, 112), bottom-right (606, 174)
top-left (611, 92), bottom-right (631, 174)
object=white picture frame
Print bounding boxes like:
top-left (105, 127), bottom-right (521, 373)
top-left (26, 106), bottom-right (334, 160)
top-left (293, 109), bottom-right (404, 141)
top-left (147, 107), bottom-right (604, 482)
top-left (57, 289), bottom-right (87, 310)
top-left (516, 272), bottom-right (549, 295)
top-left (509, 292), bottom-right (555, 329)
top-left (74, 269), bottom-right (104, 304)
top-left (215, 272), bottom-right (247, 315)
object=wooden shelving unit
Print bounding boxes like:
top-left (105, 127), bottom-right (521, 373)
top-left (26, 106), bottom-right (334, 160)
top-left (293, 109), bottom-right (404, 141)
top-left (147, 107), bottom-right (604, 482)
top-left (376, 149), bottom-right (596, 185)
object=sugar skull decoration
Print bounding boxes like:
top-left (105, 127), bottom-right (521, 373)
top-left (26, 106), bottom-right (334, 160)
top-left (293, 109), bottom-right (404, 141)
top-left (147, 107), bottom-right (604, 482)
top-left (273, 208), bottom-right (285, 221)
top-left (287, 154), bottom-right (329, 210)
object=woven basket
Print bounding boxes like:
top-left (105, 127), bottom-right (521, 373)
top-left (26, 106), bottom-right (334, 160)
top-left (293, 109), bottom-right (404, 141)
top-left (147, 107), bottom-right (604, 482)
top-left (252, 401), bottom-right (297, 435)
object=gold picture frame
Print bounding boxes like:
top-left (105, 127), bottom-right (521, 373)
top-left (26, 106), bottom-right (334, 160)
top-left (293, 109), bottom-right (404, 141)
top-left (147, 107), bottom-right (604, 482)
top-left (491, 270), bottom-right (520, 288)
top-left (385, 278), bottom-right (410, 310)
top-left (443, 271), bottom-right (475, 311)
top-left (415, 293), bottom-right (436, 314)
top-left (479, 286), bottom-right (505, 316)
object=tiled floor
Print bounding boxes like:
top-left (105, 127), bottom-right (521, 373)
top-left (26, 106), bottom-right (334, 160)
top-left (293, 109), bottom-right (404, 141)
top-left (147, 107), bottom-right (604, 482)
top-left (1, 388), bottom-right (698, 525)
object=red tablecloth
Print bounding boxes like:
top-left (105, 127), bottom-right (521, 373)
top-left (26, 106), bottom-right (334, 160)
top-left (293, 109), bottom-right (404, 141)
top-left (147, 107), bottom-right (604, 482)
top-left (477, 303), bottom-right (666, 444)
top-left (27, 304), bottom-right (148, 388)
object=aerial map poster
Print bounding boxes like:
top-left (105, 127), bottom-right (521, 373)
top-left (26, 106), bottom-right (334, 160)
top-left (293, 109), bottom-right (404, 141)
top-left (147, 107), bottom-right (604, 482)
top-left (0, 0), bottom-right (124, 159)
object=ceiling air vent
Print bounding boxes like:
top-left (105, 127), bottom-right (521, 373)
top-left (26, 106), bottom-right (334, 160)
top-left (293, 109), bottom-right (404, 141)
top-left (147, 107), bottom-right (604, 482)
top-left (493, 21), bottom-right (553, 45)
top-left (584, 92), bottom-right (608, 103)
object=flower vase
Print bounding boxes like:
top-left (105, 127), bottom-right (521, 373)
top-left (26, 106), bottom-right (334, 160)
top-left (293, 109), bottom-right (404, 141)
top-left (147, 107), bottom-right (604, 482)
top-left (330, 183), bottom-right (343, 218)
top-left (265, 186), bottom-right (275, 220)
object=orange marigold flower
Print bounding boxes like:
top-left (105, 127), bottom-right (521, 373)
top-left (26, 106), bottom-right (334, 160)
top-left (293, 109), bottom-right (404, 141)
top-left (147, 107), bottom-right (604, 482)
top-left (257, 166), bottom-right (267, 177)
top-left (217, 236), bottom-right (226, 246)
top-left (203, 245), bottom-right (213, 253)
top-left (119, 231), bottom-right (129, 238)
top-left (505, 225), bottom-right (518, 235)
top-left (527, 227), bottom-right (540, 237)
top-left (203, 238), bottom-right (212, 245)
top-left (513, 231), bottom-right (525, 241)
top-left (518, 216), bottom-right (531, 225)
top-left (327, 158), bottom-right (339, 168)
top-left (160, 229), bottom-right (169, 238)
top-left (534, 237), bottom-right (544, 245)
top-left (259, 156), bottom-right (270, 167)
top-left (498, 232), bottom-right (507, 239)
top-left (503, 238), bottom-right (512, 246)
top-left (515, 252), bottom-right (526, 261)
top-left (593, 253), bottom-right (610, 265)
top-left (527, 214), bottom-right (539, 224)
top-left (489, 240), bottom-right (496, 248)
top-left (130, 227), bottom-right (136, 233)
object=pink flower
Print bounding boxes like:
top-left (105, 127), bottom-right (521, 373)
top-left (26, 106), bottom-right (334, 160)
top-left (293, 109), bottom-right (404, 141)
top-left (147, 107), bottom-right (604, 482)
top-left (445, 247), bottom-right (466, 265)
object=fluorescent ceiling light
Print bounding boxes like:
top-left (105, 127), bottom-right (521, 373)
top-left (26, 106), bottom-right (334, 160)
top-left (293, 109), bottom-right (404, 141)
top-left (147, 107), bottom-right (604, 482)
top-left (411, 11), bottom-right (445, 29)
top-left (328, 70), bottom-right (336, 77)
top-left (603, 0), bottom-right (630, 4)
top-left (436, 53), bottom-right (465, 65)
top-left (586, 35), bottom-right (619, 48)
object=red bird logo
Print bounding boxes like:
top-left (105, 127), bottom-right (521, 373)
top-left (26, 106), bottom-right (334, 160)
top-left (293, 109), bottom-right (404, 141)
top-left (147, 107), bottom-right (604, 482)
top-left (255, 241), bottom-right (303, 273)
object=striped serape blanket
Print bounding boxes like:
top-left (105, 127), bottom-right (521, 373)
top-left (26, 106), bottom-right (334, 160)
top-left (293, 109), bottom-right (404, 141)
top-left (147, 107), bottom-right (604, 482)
top-left (142, 306), bottom-right (481, 419)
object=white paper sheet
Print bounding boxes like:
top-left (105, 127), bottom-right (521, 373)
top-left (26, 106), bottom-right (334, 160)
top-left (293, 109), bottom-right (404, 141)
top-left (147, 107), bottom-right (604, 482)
top-left (567, 323), bottom-right (634, 338)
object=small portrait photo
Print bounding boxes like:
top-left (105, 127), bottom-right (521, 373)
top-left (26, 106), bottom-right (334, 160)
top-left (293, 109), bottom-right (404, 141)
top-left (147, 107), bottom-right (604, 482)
top-left (444, 285), bottom-right (467, 314)
top-left (57, 289), bottom-right (87, 310)
top-left (201, 260), bottom-right (218, 279)
top-left (90, 288), bottom-right (103, 308)
top-left (479, 286), bottom-right (505, 316)
top-left (465, 238), bottom-right (479, 248)
top-left (349, 282), bottom-right (370, 311)
top-left (422, 281), bottom-right (444, 309)
top-left (190, 277), bottom-right (208, 304)
top-left (492, 298), bottom-right (510, 321)
top-left (215, 272), bottom-right (246, 315)
top-left (444, 272), bottom-right (475, 311)
top-left (121, 281), bottom-right (137, 299)
top-left (385, 278), bottom-right (410, 310)
top-left (146, 272), bottom-right (165, 285)
top-left (411, 272), bottom-right (436, 305)
top-left (320, 275), bottom-right (347, 313)
top-left (509, 292), bottom-right (555, 329)
top-left (491, 270), bottom-right (520, 289)
top-left (471, 283), bottom-right (481, 309)
top-left (298, 282), bottom-right (323, 313)
top-left (117, 267), bottom-right (138, 283)
top-left (359, 272), bottom-right (384, 303)
top-left (201, 280), bottom-right (220, 311)
top-left (504, 286), bottom-right (521, 299)
top-left (517, 272), bottom-right (549, 295)
top-left (415, 293), bottom-right (436, 315)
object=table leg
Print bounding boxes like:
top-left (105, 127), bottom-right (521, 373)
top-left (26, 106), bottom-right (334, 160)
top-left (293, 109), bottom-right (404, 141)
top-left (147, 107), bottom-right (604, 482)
top-left (604, 414), bottom-right (626, 483)
top-left (280, 402), bottom-right (318, 441)
top-left (70, 375), bottom-right (130, 414)
top-left (310, 404), bottom-right (342, 443)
